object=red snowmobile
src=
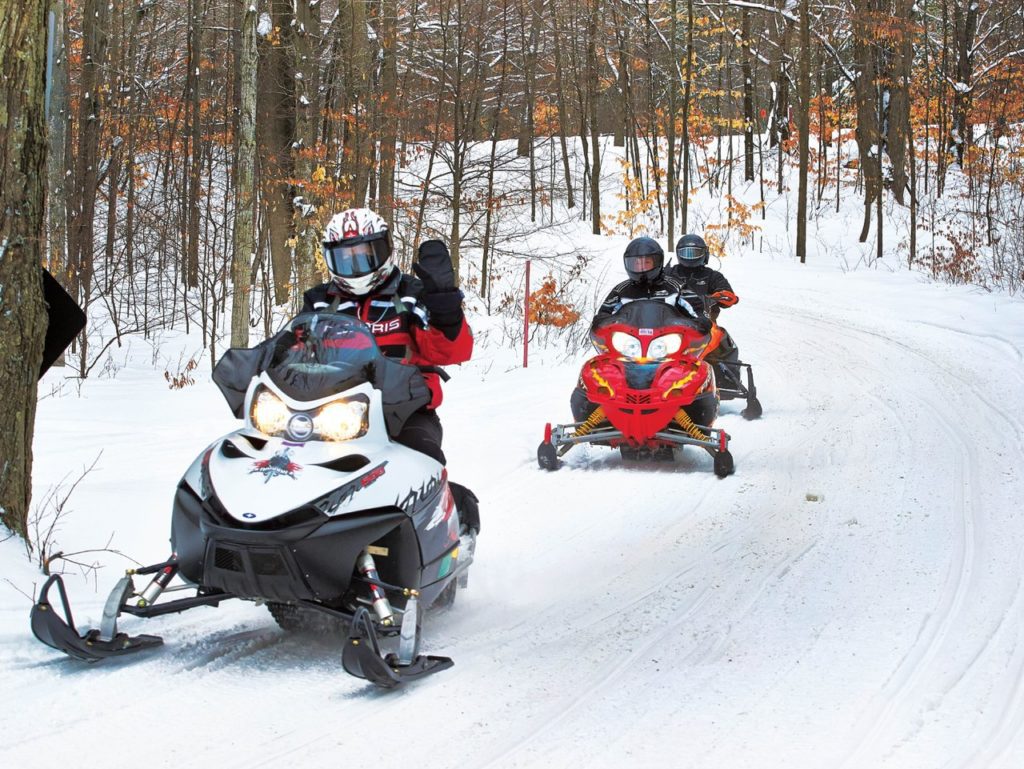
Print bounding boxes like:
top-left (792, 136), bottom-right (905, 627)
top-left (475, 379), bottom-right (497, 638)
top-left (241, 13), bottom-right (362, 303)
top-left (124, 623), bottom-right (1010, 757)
top-left (537, 299), bottom-right (735, 477)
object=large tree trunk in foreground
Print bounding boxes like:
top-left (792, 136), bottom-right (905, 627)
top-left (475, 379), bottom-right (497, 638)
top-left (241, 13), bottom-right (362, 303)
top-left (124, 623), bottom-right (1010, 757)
top-left (0, 0), bottom-right (50, 539)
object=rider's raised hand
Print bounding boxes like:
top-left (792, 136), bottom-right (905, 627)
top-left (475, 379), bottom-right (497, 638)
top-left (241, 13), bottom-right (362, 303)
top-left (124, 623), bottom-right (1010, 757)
top-left (413, 240), bottom-right (456, 294)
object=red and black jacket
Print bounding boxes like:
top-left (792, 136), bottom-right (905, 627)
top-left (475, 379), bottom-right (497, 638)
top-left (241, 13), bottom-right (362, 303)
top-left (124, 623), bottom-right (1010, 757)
top-left (301, 269), bottom-right (472, 408)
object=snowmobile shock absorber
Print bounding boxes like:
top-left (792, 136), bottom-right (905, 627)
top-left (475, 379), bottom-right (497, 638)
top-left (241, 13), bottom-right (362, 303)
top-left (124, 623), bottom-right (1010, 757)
top-left (573, 406), bottom-right (607, 439)
top-left (673, 409), bottom-right (710, 442)
top-left (357, 551), bottom-right (395, 626)
top-left (133, 562), bottom-right (179, 608)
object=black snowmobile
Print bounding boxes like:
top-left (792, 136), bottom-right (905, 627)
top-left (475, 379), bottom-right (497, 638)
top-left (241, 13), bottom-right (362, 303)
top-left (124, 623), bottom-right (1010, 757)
top-left (31, 312), bottom-right (479, 689)
top-left (695, 294), bottom-right (762, 420)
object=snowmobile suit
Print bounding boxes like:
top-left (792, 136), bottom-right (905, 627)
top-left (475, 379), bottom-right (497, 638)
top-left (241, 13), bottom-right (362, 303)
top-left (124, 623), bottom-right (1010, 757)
top-left (302, 268), bottom-right (472, 409)
top-left (665, 264), bottom-right (736, 318)
top-left (302, 268), bottom-right (472, 465)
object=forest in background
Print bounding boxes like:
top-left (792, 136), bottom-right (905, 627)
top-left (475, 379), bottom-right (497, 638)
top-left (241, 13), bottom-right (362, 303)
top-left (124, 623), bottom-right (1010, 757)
top-left (39, 0), bottom-right (1024, 375)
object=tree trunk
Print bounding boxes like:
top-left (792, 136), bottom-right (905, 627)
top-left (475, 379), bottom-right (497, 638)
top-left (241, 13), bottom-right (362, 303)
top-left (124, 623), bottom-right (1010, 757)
top-left (293, 0), bottom-right (321, 299)
top-left (46, 0), bottom-right (68, 277)
top-left (681, 0), bottom-right (693, 232)
top-left (549, 0), bottom-right (575, 209)
top-left (185, 0), bottom-right (202, 289)
top-left (377, 0), bottom-right (399, 224)
top-left (0, 0), bottom-right (50, 539)
top-left (950, 0), bottom-right (978, 166)
top-left (344, 0), bottom-right (372, 205)
top-left (232, 3), bottom-right (258, 348)
top-left (482, 0), bottom-right (511, 307)
top-left (69, 0), bottom-right (109, 376)
top-left (587, 0), bottom-right (602, 234)
top-left (742, 8), bottom-right (755, 182)
top-left (887, 2), bottom-right (912, 204)
top-left (853, 0), bottom-right (881, 243)
top-left (257, 0), bottom-right (297, 305)
top-left (796, 0), bottom-right (810, 262)
top-left (667, 0), bottom-right (677, 245)
top-left (517, 0), bottom-right (541, 158)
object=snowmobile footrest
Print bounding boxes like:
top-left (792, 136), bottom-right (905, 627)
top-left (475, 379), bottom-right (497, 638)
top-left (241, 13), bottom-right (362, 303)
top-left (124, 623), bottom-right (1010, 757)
top-left (342, 607), bottom-right (453, 689)
top-left (30, 574), bottom-right (163, 662)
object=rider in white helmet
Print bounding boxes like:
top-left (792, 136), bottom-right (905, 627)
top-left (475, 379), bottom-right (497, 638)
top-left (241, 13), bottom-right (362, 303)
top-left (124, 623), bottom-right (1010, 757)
top-left (301, 207), bottom-right (478, 531)
top-left (318, 208), bottom-right (397, 297)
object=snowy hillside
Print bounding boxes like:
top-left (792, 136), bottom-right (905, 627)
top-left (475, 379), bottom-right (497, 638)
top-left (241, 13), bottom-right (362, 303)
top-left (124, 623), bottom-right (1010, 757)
top-left (4, 226), bottom-right (1024, 768)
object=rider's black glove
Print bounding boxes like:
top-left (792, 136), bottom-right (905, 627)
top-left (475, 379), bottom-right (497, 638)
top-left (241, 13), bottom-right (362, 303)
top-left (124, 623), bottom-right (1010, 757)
top-left (413, 240), bottom-right (464, 340)
top-left (413, 240), bottom-right (456, 293)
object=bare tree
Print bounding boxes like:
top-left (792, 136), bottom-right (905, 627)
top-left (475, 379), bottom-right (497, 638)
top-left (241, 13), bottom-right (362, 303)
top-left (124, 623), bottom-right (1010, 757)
top-left (796, 0), bottom-right (810, 261)
top-left (0, 0), bottom-right (50, 539)
top-left (231, 2), bottom-right (258, 348)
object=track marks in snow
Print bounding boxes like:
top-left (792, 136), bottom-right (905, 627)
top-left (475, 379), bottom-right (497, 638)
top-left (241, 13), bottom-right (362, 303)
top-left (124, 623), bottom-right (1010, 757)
top-left (760, 302), bottom-right (1024, 769)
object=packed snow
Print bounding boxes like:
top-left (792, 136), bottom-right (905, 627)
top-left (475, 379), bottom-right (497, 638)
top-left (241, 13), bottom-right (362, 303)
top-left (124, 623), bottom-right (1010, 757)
top-left (3, 144), bottom-right (1024, 768)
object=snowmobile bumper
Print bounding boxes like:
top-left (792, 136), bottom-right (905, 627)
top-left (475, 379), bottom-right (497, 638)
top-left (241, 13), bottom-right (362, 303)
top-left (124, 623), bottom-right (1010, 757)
top-left (538, 420), bottom-right (734, 476)
top-left (342, 606), bottom-right (453, 689)
top-left (30, 574), bottom-right (163, 662)
top-left (545, 422), bottom-right (727, 455)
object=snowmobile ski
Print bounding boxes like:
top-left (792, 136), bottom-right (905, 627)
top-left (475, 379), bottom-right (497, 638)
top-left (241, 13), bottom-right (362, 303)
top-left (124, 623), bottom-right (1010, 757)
top-left (342, 606), bottom-right (453, 688)
top-left (31, 574), bottom-right (164, 662)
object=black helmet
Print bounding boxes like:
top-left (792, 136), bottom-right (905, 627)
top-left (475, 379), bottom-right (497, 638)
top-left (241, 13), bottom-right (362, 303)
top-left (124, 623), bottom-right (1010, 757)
top-left (675, 233), bottom-right (709, 269)
top-left (623, 237), bottom-right (665, 284)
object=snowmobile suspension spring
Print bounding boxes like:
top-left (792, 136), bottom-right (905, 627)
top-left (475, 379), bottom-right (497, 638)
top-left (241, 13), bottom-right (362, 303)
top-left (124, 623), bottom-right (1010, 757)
top-left (673, 410), bottom-right (709, 441)
top-left (574, 406), bottom-right (607, 439)
top-left (357, 551), bottom-right (395, 625)
top-left (136, 563), bottom-right (178, 607)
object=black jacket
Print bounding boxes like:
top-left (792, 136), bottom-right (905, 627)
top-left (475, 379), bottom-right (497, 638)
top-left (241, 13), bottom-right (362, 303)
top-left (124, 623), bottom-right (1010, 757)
top-left (665, 264), bottom-right (734, 313)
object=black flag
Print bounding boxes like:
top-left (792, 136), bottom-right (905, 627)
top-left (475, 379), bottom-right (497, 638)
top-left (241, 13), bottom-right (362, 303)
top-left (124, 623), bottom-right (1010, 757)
top-left (40, 268), bottom-right (86, 378)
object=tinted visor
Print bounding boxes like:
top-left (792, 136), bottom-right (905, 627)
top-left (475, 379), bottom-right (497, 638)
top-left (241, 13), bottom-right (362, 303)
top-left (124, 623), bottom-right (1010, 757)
top-left (676, 245), bottom-right (707, 263)
top-left (625, 254), bottom-right (661, 274)
top-left (323, 233), bottom-right (392, 278)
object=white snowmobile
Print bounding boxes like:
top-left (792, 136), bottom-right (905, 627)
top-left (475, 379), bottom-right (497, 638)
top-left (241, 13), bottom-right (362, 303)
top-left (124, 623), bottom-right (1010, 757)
top-left (30, 312), bottom-right (479, 689)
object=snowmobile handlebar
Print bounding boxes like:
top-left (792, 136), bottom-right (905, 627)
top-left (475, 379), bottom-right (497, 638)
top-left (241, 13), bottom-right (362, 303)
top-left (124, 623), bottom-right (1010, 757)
top-left (416, 365), bottom-right (451, 382)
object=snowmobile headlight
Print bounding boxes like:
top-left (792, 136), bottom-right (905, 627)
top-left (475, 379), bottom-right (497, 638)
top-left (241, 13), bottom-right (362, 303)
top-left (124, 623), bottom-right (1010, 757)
top-left (611, 332), bottom-right (642, 359)
top-left (251, 389), bottom-right (291, 436)
top-left (648, 334), bottom-right (683, 360)
top-left (314, 397), bottom-right (369, 442)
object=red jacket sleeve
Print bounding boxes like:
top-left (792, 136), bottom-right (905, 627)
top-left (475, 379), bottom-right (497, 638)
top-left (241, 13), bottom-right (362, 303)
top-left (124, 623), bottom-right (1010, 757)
top-left (410, 318), bottom-right (473, 366)
top-left (408, 318), bottom-right (473, 408)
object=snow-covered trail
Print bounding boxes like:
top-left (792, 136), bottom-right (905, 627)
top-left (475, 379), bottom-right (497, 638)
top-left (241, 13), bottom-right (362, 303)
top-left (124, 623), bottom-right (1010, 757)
top-left (3, 253), bottom-right (1024, 769)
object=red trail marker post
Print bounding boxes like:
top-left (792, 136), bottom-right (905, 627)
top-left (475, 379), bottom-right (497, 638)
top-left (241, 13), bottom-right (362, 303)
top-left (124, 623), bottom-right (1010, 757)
top-left (523, 260), bottom-right (531, 368)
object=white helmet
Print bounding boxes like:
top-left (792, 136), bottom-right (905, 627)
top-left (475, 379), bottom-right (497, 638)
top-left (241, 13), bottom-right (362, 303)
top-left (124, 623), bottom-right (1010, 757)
top-left (322, 208), bottom-right (394, 295)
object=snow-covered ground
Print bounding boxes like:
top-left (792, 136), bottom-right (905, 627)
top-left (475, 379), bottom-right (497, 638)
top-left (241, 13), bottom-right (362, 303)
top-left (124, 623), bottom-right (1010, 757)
top-left (4, 234), bottom-right (1024, 769)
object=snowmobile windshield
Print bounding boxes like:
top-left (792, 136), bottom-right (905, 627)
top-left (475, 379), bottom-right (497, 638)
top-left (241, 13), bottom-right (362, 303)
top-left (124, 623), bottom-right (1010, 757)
top-left (264, 313), bottom-right (382, 402)
top-left (595, 298), bottom-right (702, 334)
top-left (593, 299), bottom-right (711, 361)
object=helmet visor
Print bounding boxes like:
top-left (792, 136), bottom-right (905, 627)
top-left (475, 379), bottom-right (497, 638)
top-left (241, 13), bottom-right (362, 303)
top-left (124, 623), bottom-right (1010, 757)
top-left (676, 245), bottom-right (707, 264)
top-left (625, 254), bottom-right (660, 274)
top-left (323, 233), bottom-right (392, 278)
